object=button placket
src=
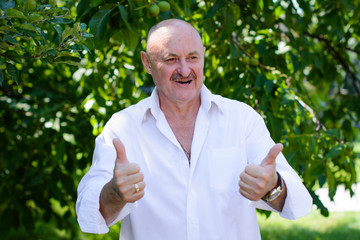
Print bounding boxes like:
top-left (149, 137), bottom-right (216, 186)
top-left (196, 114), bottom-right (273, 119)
top-left (186, 186), bottom-right (200, 240)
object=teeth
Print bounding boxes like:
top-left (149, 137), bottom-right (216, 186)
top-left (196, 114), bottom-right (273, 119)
top-left (177, 80), bottom-right (191, 84)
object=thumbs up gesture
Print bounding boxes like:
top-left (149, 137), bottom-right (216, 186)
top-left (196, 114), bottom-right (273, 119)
top-left (238, 143), bottom-right (283, 201)
top-left (111, 138), bottom-right (145, 203)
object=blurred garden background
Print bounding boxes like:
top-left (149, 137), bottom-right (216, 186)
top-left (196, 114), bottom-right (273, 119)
top-left (1, 0), bottom-right (359, 239)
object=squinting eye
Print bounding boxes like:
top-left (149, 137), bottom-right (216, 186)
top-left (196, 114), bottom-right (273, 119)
top-left (166, 58), bottom-right (176, 62)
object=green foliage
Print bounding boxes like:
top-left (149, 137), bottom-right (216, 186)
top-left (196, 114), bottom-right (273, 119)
top-left (0, 0), bottom-right (93, 84)
top-left (0, 0), bottom-right (359, 238)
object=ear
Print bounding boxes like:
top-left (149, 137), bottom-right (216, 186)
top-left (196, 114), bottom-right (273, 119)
top-left (141, 51), bottom-right (152, 74)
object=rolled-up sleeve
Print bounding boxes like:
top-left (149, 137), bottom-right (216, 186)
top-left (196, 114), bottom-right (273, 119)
top-left (76, 136), bottom-right (137, 233)
top-left (246, 110), bottom-right (313, 219)
top-left (250, 170), bottom-right (313, 219)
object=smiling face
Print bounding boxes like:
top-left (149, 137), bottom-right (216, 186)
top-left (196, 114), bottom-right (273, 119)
top-left (141, 19), bottom-right (205, 108)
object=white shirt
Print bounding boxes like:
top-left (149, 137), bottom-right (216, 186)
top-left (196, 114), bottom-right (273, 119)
top-left (76, 85), bottom-right (312, 240)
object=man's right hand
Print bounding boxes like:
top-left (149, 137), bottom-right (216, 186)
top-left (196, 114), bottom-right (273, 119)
top-left (111, 138), bottom-right (145, 203)
top-left (100, 138), bottom-right (145, 225)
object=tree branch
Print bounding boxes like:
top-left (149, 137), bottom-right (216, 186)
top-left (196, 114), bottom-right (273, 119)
top-left (231, 34), bottom-right (327, 132)
top-left (304, 32), bottom-right (360, 96)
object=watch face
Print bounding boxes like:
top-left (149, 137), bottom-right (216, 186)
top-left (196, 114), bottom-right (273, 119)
top-left (268, 191), bottom-right (281, 201)
top-left (263, 186), bottom-right (283, 202)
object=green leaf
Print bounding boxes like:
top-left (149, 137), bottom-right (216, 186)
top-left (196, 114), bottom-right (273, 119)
top-left (80, 23), bottom-right (87, 31)
top-left (5, 8), bottom-right (26, 19)
top-left (123, 76), bottom-right (133, 99)
top-left (119, 28), bottom-right (140, 52)
top-left (118, 4), bottom-right (128, 22)
top-left (265, 80), bottom-right (274, 93)
top-left (228, 2), bottom-right (240, 25)
top-left (290, 51), bottom-right (299, 73)
top-left (6, 63), bottom-right (18, 84)
top-left (15, 23), bottom-right (37, 32)
top-left (54, 25), bottom-right (63, 40)
top-left (0, 69), bottom-right (4, 85)
top-left (309, 190), bottom-right (329, 217)
top-left (27, 13), bottom-right (43, 23)
top-left (325, 145), bottom-right (342, 158)
top-left (47, 49), bottom-right (57, 56)
top-left (280, 93), bottom-right (296, 104)
top-left (90, 0), bottom-right (102, 8)
top-left (255, 74), bottom-right (266, 88)
top-left (118, 4), bottom-right (132, 30)
top-left (62, 27), bottom-right (74, 42)
top-left (266, 112), bottom-right (282, 142)
top-left (0, 25), bottom-right (12, 31)
top-left (69, 44), bottom-right (83, 51)
top-left (326, 165), bottom-right (336, 200)
top-left (50, 18), bottom-right (73, 24)
top-left (6, 51), bottom-right (21, 63)
top-left (220, 7), bottom-right (235, 40)
top-left (204, 0), bottom-right (226, 19)
top-left (54, 61), bottom-right (83, 66)
top-left (82, 32), bottom-right (94, 38)
top-left (54, 55), bottom-right (82, 66)
top-left (5, 34), bottom-right (17, 44)
top-left (89, 9), bottom-right (112, 42)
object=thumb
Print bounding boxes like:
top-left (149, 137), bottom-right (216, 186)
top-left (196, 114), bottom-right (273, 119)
top-left (113, 138), bottom-right (129, 165)
top-left (260, 143), bottom-right (283, 167)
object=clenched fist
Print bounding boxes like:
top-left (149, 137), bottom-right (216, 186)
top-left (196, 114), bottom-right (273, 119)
top-left (111, 138), bottom-right (145, 203)
top-left (238, 143), bottom-right (283, 201)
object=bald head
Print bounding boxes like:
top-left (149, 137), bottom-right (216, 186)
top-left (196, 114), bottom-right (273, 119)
top-left (146, 19), bottom-right (203, 54)
top-left (140, 18), bottom-right (205, 106)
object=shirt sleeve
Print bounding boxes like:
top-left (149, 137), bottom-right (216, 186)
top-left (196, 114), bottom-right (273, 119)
top-left (76, 135), bottom-right (137, 234)
top-left (245, 110), bottom-right (313, 219)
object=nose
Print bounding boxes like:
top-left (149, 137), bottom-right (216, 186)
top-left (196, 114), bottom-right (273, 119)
top-left (178, 58), bottom-right (191, 77)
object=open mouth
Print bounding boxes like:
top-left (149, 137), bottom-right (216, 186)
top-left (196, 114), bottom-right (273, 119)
top-left (176, 80), bottom-right (192, 84)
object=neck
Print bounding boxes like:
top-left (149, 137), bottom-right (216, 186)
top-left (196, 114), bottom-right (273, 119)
top-left (158, 92), bottom-right (200, 164)
top-left (158, 95), bottom-right (201, 121)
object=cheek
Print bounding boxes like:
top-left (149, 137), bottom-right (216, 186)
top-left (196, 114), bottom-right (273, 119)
top-left (158, 66), bottom-right (176, 79)
top-left (193, 63), bottom-right (204, 76)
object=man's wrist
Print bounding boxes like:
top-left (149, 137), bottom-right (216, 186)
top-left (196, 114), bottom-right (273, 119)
top-left (262, 172), bottom-right (283, 202)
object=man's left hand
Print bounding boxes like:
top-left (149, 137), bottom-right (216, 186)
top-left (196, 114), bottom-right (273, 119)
top-left (238, 143), bottom-right (283, 201)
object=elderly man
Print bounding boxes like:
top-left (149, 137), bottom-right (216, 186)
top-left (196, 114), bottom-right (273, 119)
top-left (76, 18), bottom-right (312, 240)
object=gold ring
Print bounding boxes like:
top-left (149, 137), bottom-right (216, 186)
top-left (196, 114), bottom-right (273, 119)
top-left (134, 183), bottom-right (140, 193)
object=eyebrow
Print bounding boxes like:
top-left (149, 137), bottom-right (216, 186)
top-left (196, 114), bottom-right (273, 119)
top-left (164, 51), bottom-right (201, 58)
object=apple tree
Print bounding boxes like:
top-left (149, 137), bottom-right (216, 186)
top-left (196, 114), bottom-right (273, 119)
top-left (0, 0), bottom-right (359, 238)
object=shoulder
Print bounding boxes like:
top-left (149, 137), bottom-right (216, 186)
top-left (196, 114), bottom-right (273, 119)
top-left (213, 93), bottom-right (260, 118)
top-left (99, 97), bottom-right (151, 140)
top-left (110, 97), bottom-right (150, 122)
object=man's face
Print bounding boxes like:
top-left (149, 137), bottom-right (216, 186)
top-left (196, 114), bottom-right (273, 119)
top-left (143, 22), bottom-right (205, 106)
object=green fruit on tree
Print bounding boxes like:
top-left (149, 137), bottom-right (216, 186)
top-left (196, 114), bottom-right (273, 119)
top-left (242, 56), bottom-right (250, 64)
top-left (50, 0), bottom-right (57, 8)
top-left (158, 1), bottom-right (170, 12)
top-left (25, 0), bottom-right (37, 11)
top-left (250, 58), bottom-right (259, 66)
top-left (149, 4), bottom-right (160, 16)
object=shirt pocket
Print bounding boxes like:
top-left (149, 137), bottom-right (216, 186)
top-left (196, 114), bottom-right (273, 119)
top-left (208, 147), bottom-right (247, 193)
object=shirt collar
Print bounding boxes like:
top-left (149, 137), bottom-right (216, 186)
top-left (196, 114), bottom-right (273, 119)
top-left (141, 84), bottom-right (224, 124)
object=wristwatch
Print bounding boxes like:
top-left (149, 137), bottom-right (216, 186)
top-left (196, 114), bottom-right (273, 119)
top-left (262, 172), bottom-right (283, 202)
